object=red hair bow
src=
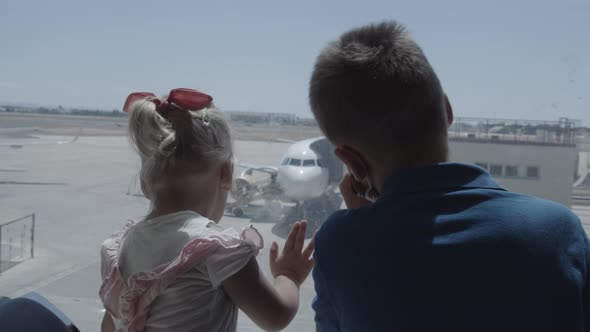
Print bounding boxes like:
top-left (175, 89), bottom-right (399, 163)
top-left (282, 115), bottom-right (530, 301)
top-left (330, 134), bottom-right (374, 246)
top-left (123, 88), bottom-right (213, 114)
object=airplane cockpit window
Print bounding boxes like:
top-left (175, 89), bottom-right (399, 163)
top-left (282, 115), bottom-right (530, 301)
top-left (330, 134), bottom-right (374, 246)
top-left (281, 158), bottom-right (289, 165)
top-left (289, 158), bottom-right (302, 166)
top-left (303, 159), bottom-right (316, 167)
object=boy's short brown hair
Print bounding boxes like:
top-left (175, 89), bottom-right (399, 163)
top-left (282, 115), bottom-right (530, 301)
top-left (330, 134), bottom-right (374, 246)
top-left (309, 21), bottom-right (448, 164)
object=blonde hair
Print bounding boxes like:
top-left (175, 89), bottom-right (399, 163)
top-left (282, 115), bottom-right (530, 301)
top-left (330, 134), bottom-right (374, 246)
top-left (127, 97), bottom-right (233, 198)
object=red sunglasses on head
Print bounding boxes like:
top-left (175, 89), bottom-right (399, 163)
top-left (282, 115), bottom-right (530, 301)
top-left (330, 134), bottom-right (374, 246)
top-left (123, 88), bottom-right (213, 114)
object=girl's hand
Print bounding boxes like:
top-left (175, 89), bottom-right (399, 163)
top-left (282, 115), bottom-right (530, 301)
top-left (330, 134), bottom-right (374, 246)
top-left (224, 223), bottom-right (312, 331)
top-left (269, 221), bottom-right (314, 286)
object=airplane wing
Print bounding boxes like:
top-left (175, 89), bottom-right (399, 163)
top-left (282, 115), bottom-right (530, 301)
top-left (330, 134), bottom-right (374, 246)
top-left (237, 164), bottom-right (278, 177)
top-left (236, 160), bottom-right (261, 170)
top-left (273, 138), bottom-right (296, 144)
top-left (235, 158), bottom-right (277, 174)
top-left (0, 128), bottom-right (81, 149)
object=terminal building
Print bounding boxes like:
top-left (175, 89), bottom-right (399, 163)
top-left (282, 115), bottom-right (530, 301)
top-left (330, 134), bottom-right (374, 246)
top-left (448, 117), bottom-right (578, 206)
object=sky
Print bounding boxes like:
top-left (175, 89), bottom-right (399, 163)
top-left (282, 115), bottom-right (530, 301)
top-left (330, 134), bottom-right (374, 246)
top-left (0, 0), bottom-right (588, 123)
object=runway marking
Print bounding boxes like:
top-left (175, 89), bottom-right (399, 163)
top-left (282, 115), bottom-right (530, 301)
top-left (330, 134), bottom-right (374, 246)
top-left (0, 181), bottom-right (67, 185)
top-left (42, 294), bottom-right (104, 305)
top-left (11, 260), bottom-right (99, 298)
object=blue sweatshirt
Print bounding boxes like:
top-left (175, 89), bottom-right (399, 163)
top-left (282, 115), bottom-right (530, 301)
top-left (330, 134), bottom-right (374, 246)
top-left (313, 163), bottom-right (590, 332)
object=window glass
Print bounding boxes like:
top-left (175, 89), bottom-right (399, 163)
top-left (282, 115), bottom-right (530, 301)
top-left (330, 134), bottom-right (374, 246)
top-left (505, 165), bottom-right (519, 177)
top-left (490, 164), bottom-right (503, 176)
top-left (527, 166), bottom-right (540, 178)
top-left (1, 3), bottom-right (587, 331)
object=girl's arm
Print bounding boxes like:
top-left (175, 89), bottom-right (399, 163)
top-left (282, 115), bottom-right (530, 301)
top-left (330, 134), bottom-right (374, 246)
top-left (223, 221), bottom-right (314, 332)
top-left (101, 311), bottom-right (115, 332)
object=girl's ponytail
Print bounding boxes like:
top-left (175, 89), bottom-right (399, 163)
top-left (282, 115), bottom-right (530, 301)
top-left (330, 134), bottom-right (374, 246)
top-left (127, 99), bottom-right (172, 162)
top-left (126, 93), bottom-right (233, 198)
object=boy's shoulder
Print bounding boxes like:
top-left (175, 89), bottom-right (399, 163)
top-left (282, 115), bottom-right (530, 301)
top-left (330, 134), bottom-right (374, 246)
top-left (496, 191), bottom-right (580, 225)
top-left (315, 207), bottom-right (372, 249)
top-left (315, 193), bottom-right (583, 245)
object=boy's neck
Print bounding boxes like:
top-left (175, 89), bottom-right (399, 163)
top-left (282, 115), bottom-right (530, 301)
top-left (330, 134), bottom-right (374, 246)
top-left (374, 155), bottom-right (448, 193)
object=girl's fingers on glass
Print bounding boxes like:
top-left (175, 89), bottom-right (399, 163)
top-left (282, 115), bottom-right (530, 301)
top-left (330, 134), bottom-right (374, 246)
top-left (303, 234), bottom-right (315, 259)
top-left (294, 220), bottom-right (307, 252)
top-left (285, 221), bottom-right (299, 252)
top-left (269, 241), bottom-right (279, 263)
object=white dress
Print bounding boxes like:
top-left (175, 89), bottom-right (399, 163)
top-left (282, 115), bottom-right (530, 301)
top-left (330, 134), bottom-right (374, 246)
top-left (99, 210), bottom-right (263, 332)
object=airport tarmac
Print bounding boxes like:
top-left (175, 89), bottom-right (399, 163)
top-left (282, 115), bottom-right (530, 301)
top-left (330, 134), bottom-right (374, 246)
top-left (1, 133), bottom-right (589, 331)
top-left (0, 134), bottom-right (317, 331)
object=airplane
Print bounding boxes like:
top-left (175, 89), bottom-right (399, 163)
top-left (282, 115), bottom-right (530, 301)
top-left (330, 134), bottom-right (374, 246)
top-left (229, 136), bottom-right (344, 225)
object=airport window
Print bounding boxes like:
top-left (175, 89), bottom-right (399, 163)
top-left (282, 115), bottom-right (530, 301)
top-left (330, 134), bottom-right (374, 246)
top-left (2, 3), bottom-right (587, 331)
top-left (475, 162), bottom-right (488, 170)
top-left (490, 164), bottom-right (503, 176)
top-left (505, 165), bottom-right (518, 177)
top-left (527, 166), bottom-right (540, 178)
top-left (303, 159), bottom-right (315, 167)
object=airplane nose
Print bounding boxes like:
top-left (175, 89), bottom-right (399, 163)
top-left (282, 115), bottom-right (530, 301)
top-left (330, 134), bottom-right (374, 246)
top-left (278, 168), bottom-right (324, 201)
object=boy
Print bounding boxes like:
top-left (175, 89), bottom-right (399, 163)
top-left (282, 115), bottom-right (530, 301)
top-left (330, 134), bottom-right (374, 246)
top-left (309, 21), bottom-right (590, 332)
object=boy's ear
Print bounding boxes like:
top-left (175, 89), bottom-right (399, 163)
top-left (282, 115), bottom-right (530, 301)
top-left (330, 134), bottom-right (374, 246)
top-left (444, 94), bottom-right (454, 127)
top-left (219, 162), bottom-right (233, 191)
top-left (334, 146), bottom-right (369, 181)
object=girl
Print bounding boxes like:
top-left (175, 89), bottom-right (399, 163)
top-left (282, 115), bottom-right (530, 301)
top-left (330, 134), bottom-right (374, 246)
top-left (100, 88), bottom-right (314, 332)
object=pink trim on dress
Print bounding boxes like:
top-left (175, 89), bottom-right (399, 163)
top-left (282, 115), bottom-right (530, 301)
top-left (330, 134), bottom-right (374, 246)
top-left (99, 220), bottom-right (263, 332)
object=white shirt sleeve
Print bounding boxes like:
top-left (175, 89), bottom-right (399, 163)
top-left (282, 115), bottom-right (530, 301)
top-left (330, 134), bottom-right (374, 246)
top-left (205, 242), bottom-right (256, 288)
